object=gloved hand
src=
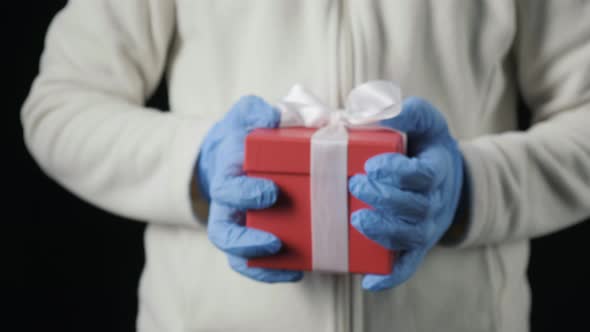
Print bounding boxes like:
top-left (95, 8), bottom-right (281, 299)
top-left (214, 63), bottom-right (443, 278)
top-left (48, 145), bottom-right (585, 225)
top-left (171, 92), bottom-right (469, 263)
top-left (349, 97), bottom-right (466, 291)
top-left (197, 95), bottom-right (303, 283)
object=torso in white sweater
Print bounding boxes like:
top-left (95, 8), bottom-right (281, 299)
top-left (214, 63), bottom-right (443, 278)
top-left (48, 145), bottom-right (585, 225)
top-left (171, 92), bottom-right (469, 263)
top-left (22, 1), bottom-right (590, 331)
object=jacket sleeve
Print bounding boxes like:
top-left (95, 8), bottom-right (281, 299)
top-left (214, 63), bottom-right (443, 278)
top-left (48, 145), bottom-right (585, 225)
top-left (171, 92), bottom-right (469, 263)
top-left (21, 1), bottom-right (213, 228)
top-left (456, 0), bottom-right (590, 247)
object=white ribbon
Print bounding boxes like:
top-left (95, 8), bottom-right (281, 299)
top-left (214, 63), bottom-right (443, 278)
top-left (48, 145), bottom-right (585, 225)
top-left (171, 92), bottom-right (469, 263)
top-left (276, 81), bottom-right (403, 272)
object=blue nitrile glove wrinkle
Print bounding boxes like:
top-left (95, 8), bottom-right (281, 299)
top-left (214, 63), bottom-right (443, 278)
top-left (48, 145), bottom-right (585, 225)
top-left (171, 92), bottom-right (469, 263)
top-left (197, 95), bottom-right (303, 283)
top-left (349, 97), bottom-right (465, 291)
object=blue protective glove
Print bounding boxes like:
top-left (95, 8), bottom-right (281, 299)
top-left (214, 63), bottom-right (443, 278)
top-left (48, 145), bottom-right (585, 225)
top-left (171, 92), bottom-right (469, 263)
top-left (197, 96), bottom-right (303, 283)
top-left (349, 97), bottom-right (465, 291)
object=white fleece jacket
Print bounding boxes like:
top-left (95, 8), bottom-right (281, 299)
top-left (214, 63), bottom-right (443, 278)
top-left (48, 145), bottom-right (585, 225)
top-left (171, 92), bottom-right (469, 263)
top-left (22, 1), bottom-right (590, 331)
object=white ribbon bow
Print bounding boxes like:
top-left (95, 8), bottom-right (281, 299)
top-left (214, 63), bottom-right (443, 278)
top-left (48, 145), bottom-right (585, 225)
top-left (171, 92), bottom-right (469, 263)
top-left (277, 80), bottom-right (402, 128)
top-left (275, 81), bottom-right (403, 273)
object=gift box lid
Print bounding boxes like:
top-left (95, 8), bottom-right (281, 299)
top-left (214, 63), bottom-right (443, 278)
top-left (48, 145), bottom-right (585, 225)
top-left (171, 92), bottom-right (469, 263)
top-left (244, 127), bottom-right (405, 176)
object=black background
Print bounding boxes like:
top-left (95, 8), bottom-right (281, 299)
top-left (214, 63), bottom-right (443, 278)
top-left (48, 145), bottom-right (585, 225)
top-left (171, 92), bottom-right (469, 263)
top-left (4, 2), bottom-right (589, 331)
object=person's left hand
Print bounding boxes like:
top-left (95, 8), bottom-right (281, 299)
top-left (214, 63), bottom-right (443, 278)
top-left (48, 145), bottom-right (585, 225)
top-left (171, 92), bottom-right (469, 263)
top-left (349, 97), bottom-right (466, 291)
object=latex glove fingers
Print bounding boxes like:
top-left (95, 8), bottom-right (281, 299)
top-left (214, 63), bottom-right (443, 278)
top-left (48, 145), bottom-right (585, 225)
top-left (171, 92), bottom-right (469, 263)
top-left (362, 248), bottom-right (427, 291)
top-left (210, 174), bottom-right (278, 210)
top-left (351, 208), bottom-right (436, 251)
top-left (380, 97), bottom-right (449, 142)
top-left (364, 153), bottom-right (437, 191)
top-left (357, 96), bottom-right (465, 292)
top-left (227, 95), bottom-right (281, 131)
top-left (207, 203), bottom-right (281, 258)
top-left (197, 96), bottom-right (279, 200)
top-left (228, 255), bottom-right (304, 283)
top-left (201, 95), bottom-right (303, 284)
top-left (349, 174), bottom-right (431, 223)
top-left (209, 133), bottom-right (279, 210)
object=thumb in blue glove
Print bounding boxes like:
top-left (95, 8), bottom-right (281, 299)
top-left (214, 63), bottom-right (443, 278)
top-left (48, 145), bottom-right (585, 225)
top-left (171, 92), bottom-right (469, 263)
top-left (349, 97), bottom-right (466, 291)
top-left (197, 95), bottom-right (303, 283)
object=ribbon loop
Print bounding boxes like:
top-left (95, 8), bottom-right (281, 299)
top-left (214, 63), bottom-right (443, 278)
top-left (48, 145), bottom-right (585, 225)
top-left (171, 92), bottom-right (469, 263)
top-left (277, 85), bottom-right (331, 127)
top-left (344, 81), bottom-right (402, 125)
top-left (277, 80), bottom-right (402, 128)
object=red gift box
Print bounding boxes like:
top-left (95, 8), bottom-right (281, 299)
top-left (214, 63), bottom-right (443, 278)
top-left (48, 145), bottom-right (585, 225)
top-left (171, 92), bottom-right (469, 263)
top-left (244, 127), bottom-right (405, 275)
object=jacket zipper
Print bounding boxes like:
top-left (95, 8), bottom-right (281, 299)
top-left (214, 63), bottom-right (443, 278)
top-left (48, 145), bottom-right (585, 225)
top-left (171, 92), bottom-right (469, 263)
top-left (339, 0), bottom-right (354, 332)
top-left (339, 0), bottom-right (354, 101)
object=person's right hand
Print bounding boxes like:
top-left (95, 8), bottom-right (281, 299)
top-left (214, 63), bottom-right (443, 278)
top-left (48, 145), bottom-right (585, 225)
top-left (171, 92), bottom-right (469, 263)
top-left (197, 96), bottom-right (304, 283)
